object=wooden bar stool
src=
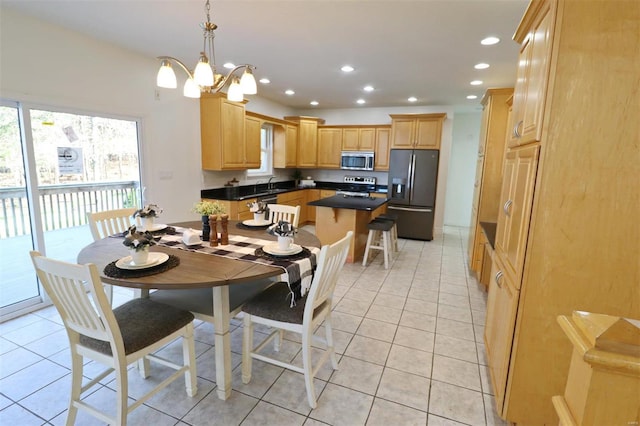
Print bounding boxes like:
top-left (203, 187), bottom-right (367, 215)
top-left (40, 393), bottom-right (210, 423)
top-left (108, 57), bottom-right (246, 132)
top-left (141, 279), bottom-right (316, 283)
top-left (374, 213), bottom-right (398, 254)
top-left (362, 218), bottom-right (394, 269)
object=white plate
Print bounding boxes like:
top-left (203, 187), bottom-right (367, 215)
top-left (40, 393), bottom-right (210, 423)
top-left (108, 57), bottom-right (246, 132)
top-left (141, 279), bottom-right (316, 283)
top-left (140, 223), bottom-right (167, 232)
top-left (263, 243), bottom-right (303, 256)
top-left (243, 219), bottom-right (272, 227)
top-left (115, 252), bottom-right (169, 270)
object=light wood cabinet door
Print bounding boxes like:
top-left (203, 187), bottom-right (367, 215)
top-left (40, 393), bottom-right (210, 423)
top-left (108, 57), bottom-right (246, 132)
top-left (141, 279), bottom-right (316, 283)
top-left (317, 128), bottom-right (342, 168)
top-left (297, 120), bottom-right (318, 167)
top-left (306, 189), bottom-right (320, 222)
top-left (484, 254), bottom-right (520, 416)
top-left (274, 124), bottom-right (298, 168)
top-left (244, 115), bottom-right (262, 168)
top-left (509, 1), bottom-right (553, 147)
top-left (390, 113), bottom-right (446, 150)
top-left (200, 93), bottom-right (246, 170)
top-left (284, 125), bottom-right (298, 167)
top-left (374, 127), bottom-right (390, 171)
top-left (495, 145), bottom-right (540, 288)
top-left (341, 128), bottom-right (359, 150)
top-left (319, 190), bottom-right (336, 199)
top-left (414, 117), bottom-right (442, 149)
top-left (359, 128), bottom-right (376, 151)
top-left (390, 118), bottom-right (415, 148)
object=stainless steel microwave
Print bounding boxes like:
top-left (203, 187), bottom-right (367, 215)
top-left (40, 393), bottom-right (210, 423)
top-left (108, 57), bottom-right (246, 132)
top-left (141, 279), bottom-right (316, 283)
top-left (340, 151), bottom-right (375, 171)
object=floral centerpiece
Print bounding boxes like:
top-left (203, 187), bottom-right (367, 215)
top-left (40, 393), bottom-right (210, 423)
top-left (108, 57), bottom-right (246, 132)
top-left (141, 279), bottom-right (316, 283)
top-left (133, 203), bottom-right (162, 231)
top-left (122, 225), bottom-right (156, 265)
top-left (247, 200), bottom-right (268, 222)
top-left (192, 200), bottom-right (227, 241)
top-left (267, 220), bottom-right (296, 250)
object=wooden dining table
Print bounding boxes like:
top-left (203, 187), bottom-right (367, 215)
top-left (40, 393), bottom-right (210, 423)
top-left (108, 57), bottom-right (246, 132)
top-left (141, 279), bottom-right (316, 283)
top-left (77, 220), bottom-right (320, 400)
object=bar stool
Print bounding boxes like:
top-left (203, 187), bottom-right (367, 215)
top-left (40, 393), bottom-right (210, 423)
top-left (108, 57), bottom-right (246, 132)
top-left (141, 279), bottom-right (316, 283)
top-left (362, 218), bottom-right (394, 269)
top-left (374, 213), bottom-right (399, 254)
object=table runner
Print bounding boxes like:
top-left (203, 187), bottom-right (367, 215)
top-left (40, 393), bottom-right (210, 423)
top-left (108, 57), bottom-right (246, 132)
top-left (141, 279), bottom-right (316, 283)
top-left (156, 227), bottom-right (320, 307)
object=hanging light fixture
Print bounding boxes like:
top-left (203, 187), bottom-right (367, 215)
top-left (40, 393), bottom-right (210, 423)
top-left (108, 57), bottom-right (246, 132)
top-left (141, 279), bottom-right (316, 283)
top-left (156, 0), bottom-right (257, 100)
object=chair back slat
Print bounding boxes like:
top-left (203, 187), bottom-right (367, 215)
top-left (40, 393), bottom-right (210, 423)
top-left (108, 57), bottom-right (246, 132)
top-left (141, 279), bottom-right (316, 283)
top-left (305, 231), bottom-right (352, 317)
top-left (268, 204), bottom-right (301, 228)
top-left (87, 208), bottom-right (137, 240)
top-left (30, 252), bottom-right (116, 342)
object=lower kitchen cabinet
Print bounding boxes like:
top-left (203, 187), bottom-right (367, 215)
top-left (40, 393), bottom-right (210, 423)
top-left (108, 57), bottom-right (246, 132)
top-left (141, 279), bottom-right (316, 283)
top-left (277, 190), bottom-right (307, 224)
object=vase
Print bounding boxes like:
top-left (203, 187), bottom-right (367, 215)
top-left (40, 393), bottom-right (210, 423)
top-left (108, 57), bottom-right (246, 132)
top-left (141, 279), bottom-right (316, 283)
top-left (201, 215), bottom-right (210, 241)
top-left (141, 216), bottom-right (154, 231)
top-left (129, 246), bottom-right (149, 265)
top-left (277, 236), bottom-right (292, 251)
top-left (254, 212), bottom-right (265, 223)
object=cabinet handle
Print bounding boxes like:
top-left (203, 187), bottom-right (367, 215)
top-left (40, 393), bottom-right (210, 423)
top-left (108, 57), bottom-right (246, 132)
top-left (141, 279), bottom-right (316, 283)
top-left (513, 120), bottom-right (523, 138)
top-left (503, 199), bottom-right (513, 216)
top-left (495, 271), bottom-right (504, 288)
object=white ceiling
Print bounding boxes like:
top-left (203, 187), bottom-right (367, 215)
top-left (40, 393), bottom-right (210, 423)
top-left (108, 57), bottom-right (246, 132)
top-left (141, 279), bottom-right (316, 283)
top-left (3, 0), bottom-right (529, 111)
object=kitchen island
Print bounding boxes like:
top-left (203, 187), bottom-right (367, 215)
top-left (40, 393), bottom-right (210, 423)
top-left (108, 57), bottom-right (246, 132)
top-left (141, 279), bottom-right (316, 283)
top-left (308, 195), bottom-right (388, 263)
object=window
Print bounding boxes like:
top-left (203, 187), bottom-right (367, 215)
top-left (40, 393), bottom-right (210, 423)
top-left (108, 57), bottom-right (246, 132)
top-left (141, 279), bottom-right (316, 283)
top-left (246, 123), bottom-right (273, 177)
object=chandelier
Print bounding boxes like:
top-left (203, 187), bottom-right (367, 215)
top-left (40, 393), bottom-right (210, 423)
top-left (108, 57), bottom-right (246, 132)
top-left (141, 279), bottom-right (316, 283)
top-left (155, 0), bottom-right (257, 101)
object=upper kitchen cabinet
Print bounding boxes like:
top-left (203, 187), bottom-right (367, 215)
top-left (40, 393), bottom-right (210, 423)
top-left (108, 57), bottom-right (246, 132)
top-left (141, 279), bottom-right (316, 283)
top-left (342, 127), bottom-right (376, 151)
top-left (389, 113), bottom-right (446, 149)
top-left (244, 115), bottom-right (262, 169)
top-left (200, 93), bottom-right (246, 170)
top-left (284, 116), bottom-right (325, 168)
top-left (508, 0), bottom-right (553, 147)
top-left (273, 123), bottom-right (298, 168)
top-left (484, 1), bottom-right (639, 424)
top-left (374, 127), bottom-right (391, 171)
top-left (317, 127), bottom-right (343, 168)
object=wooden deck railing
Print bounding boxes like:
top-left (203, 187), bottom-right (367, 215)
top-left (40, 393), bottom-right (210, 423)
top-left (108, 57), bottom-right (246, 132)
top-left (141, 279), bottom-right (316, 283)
top-left (0, 181), bottom-right (139, 238)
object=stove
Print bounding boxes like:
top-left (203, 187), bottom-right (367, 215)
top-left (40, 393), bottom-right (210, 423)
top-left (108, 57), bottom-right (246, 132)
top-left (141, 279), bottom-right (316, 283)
top-left (336, 176), bottom-right (376, 198)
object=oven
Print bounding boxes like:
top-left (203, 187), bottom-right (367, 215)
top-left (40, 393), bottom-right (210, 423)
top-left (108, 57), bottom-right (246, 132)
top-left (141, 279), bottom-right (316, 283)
top-left (340, 151), bottom-right (375, 171)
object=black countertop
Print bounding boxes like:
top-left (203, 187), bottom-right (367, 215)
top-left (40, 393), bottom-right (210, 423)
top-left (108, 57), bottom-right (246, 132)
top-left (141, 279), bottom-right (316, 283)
top-left (480, 221), bottom-right (497, 250)
top-left (201, 180), bottom-right (388, 201)
top-left (308, 195), bottom-right (388, 211)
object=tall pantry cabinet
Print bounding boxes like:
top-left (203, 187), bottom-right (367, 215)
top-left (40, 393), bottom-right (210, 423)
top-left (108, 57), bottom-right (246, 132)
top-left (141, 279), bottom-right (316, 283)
top-left (484, 0), bottom-right (640, 424)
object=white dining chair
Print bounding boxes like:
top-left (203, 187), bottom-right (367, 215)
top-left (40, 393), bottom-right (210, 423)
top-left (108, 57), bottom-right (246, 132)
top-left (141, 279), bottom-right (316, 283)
top-left (241, 231), bottom-right (353, 408)
top-left (30, 251), bottom-right (197, 426)
top-left (267, 204), bottom-right (301, 228)
top-left (86, 207), bottom-right (137, 303)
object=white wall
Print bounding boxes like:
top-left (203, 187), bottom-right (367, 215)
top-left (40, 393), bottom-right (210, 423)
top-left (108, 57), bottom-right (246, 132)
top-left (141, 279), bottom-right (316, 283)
top-left (1, 7), bottom-right (477, 232)
top-left (443, 112), bottom-right (481, 227)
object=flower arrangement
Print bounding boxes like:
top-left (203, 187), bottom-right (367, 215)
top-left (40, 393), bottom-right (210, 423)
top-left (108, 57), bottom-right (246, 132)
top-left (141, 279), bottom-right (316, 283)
top-left (247, 200), bottom-right (268, 214)
top-left (122, 225), bottom-right (157, 251)
top-left (192, 200), bottom-right (226, 216)
top-left (267, 220), bottom-right (296, 237)
top-left (133, 203), bottom-right (162, 218)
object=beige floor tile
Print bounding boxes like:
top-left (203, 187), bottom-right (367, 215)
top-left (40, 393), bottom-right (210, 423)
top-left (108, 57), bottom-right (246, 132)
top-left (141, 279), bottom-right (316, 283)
top-left (435, 317), bottom-right (475, 342)
top-left (366, 397), bottom-right (427, 426)
top-left (329, 356), bottom-right (384, 395)
top-left (393, 326), bottom-right (435, 353)
top-left (356, 318), bottom-right (398, 342)
top-left (376, 368), bottom-right (430, 411)
top-left (484, 393), bottom-right (508, 426)
top-left (334, 298), bottom-right (371, 317)
top-left (182, 390), bottom-right (259, 426)
top-left (433, 334), bottom-right (478, 363)
top-left (372, 293), bottom-right (406, 310)
top-left (427, 413), bottom-right (467, 425)
top-left (344, 335), bottom-right (391, 365)
top-left (242, 400), bottom-right (306, 425)
top-left (439, 283), bottom-right (469, 297)
top-left (403, 299), bottom-right (438, 316)
top-left (310, 383), bottom-right (374, 426)
top-left (438, 293), bottom-right (471, 309)
top-left (386, 345), bottom-right (433, 377)
top-left (343, 288), bottom-right (378, 304)
top-left (408, 287), bottom-right (439, 303)
top-left (428, 380), bottom-right (485, 425)
top-left (262, 370), bottom-right (327, 415)
top-left (399, 311), bottom-right (437, 332)
top-left (365, 305), bottom-right (402, 324)
top-left (437, 304), bottom-right (473, 324)
top-left (327, 310), bottom-right (362, 334)
top-left (431, 354), bottom-right (481, 391)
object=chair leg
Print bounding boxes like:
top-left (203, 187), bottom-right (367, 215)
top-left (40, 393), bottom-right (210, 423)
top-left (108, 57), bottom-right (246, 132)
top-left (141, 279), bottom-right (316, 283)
top-left (382, 231), bottom-right (390, 269)
top-left (324, 313), bottom-right (339, 370)
top-left (301, 330), bottom-right (317, 409)
top-left (362, 230), bottom-right (375, 266)
top-left (274, 329), bottom-right (284, 352)
top-left (241, 314), bottom-right (253, 384)
top-left (115, 359), bottom-right (128, 426)
top-left (66, 351), bottom-right (83, 426)
top-left (182, 323), bottom-right (198, 397)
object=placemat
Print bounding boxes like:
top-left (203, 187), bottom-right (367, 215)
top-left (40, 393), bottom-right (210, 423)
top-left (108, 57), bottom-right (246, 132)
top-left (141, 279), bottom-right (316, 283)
top-left (103, 254), bottom-right (180, 278)
top-left (235, 222), bottom-right (272, 230)
top-left (255, 246), bottom-right (313, 262)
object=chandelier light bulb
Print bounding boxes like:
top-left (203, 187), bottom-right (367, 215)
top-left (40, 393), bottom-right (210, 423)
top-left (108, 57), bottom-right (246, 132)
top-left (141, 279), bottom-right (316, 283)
top-left (194, 53), bottom-right (214, 86)
top-left (183, 77), bottom-right (201, 98)
top-left (227, 77), bottom-right (244, 102)
top-left (156, 60), bottom-right (177, 89)
top-left (240, 68), bottom-right (257, 94)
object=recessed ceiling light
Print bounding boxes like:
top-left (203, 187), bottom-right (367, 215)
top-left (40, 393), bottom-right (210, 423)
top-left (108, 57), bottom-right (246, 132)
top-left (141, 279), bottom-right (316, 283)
top-left (408, 97), bottom-right (418, 102)
top-left (356, 99), bottom-right (366, 105)
top-left (310, 101), bottom-right (319, 106)
top-left (341, 65), bottom-right (355, 73)
top-left (467, 95), bottom-right (478, 100)
top-left (474, 63), bottom-right (490, 69)
top-left (470, 80), bottom-right (483, 86)
top-left (223, 62), bottom-right (235, 69)
top-left (363, 85), bottom-right (374, 92)
top-left (259, 78), bottom-right (270, 84)
top-left (481, 36), bottom-right (500, 45)
top-left (285, 89), bottom-right (295, 95)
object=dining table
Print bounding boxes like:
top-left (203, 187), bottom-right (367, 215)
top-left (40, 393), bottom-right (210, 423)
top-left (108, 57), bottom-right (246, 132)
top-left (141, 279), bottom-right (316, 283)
top-left (77, 220), bottom-right (321, 400)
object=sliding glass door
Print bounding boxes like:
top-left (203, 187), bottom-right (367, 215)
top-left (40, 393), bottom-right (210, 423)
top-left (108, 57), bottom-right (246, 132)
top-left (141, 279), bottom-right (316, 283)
top-left (0, 100), bottom-right (142, 319)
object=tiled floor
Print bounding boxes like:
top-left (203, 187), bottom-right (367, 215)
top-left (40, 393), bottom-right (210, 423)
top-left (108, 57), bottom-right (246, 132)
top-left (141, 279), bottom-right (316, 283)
top-left (0, 226), bottom-right (506, 425)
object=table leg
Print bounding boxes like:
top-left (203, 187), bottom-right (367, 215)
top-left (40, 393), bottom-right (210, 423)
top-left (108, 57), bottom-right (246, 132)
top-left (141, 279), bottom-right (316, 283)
top-left (212, 286), bottom-right (232, 400)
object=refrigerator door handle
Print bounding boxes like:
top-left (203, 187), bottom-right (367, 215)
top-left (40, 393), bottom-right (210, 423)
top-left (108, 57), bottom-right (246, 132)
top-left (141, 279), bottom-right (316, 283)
top-left (388, 206), bottom-right (433, 213)
top-left (409, 154), bottom-right (416, 201)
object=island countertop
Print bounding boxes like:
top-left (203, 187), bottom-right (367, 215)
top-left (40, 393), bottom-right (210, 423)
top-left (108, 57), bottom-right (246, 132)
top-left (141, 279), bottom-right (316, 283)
top-left (308, 195), bottom-right (388, 211)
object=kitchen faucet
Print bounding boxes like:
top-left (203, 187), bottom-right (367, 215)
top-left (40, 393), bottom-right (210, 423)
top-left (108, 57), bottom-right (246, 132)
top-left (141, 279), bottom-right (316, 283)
top-left (267, 176), bottom-right (275, 190)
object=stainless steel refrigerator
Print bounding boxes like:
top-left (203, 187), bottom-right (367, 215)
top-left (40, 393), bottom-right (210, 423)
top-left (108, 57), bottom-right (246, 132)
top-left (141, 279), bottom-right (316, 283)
top-left (387, 149), bottom-right (439, 240)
